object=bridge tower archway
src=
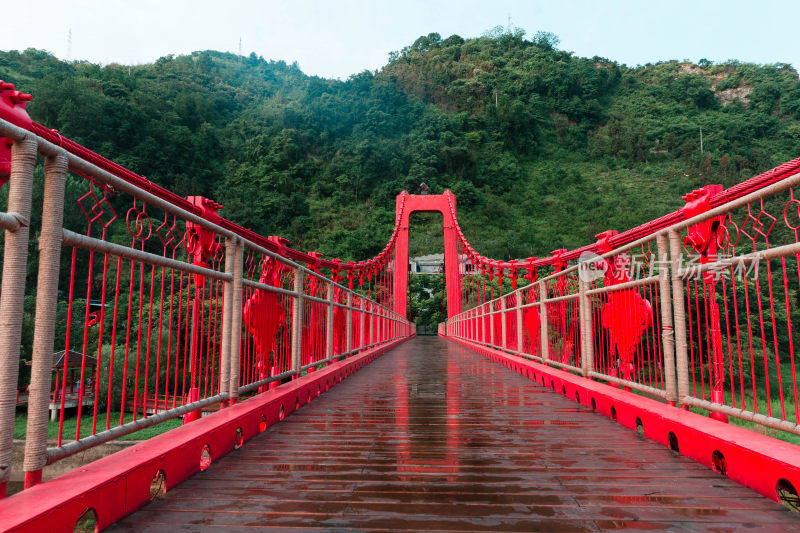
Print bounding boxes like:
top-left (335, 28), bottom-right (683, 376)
top-left (393, 191), bottom-right (461, 320)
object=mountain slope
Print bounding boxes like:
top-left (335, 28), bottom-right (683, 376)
top-left (1, 29), bottom-right (798, 262)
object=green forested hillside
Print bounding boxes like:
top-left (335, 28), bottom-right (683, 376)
top-left (2, 27), bottom-right (799, 262)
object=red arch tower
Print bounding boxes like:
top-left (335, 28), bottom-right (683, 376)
top-left (393, 190), bottom-right (461, 320)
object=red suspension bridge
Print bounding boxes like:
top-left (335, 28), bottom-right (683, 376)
top-left (0, 80), bottom-right (800, 531)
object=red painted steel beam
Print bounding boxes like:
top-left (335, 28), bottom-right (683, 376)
top-left (446, 336), bottom-right (800, 506)
top-left (0, 336), bottom-right (413, 532)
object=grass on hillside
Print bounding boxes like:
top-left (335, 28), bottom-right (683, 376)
top-left (14, 410), bottom-right (182, 442)
top-left (605, 378), bottom-right (800, 446)
top-left (691, 390), bottom-right (800, 446)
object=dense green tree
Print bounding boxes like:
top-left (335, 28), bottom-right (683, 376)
top-left (1, 28), bottom-right (798, 267)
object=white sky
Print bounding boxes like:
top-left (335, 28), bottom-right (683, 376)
top-left (1, 0), bottom-right (798, 79)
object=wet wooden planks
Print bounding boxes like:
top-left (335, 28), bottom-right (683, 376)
top-left (110, 336), bottom-right (800, 531)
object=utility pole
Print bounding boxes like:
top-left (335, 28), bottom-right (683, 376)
top-left (495, 91), bottom-right (498, 107)
top-left (238, 37), bottom-right (242, 63)
top-left (67, 29), bottom-right (72, 62)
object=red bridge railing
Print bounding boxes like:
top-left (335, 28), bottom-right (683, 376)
top-left (3, 75), bottom-right (800, 520)
top-left (0, 82), bottom-right (412, 499)
top-left (445, 160), bottom-right (800, 442)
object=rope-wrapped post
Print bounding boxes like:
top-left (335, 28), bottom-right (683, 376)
top-left (578, 272), bottom-right (593, 378)
top-left (228, 240), bottom-right (243, 404)
top-left (359, 299), bottom-right (366, 352)
top-left (22, 152), bottom-right (66, 489)
top-left (657, 233), bottom-right (678, 406)
top-left (516, 294), bottom-right (524, 355)
top-left (346, 292), bottom-right (352, 354)
top-left (218, 238), bottom-right (236, 408)
top-left (470, 308), bottom-right (475, 341)
top-left (539, 282), bottom-right (549, 364)
top-left (488, 303), bottom-right (495, 347)
top-left (467, 311), bottom-right (472, 339)
top-left (290, 268), bottom-right (304, 374)
top-left (371, 301), bottom-right (377, 346)
top-left (478, 307), bottom-right (484, 343)
top-left (472, 309), bottom-right (476, 342)
top-left (325, 282), bottom-right (334, 363)
top-left (375, 306), bottom-right (380, 345)
top-left (379, 305), bottom-right (384, 344)
top-left (500, 296), bottom-right (507, 350)
top-left (669, 229), bottom-right (690, 407)
top-left (0, 138), bottom-right (38, 497)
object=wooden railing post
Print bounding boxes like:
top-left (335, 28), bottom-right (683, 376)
top-left (228, 239), bottom-right (244, 404)
top-left (326, 282), bottom-right (335, 363)
top-left (669, 229), bottom-right (690, 406)
top-left (0, 139), bottom-right (38, 494)
top-left (539, 282), bottom-right (549, 364)
top-left (291, 268), bottom-right (304, 374)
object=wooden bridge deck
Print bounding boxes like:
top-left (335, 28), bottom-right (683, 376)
top-left (110, 337), bottom-right (800, 531)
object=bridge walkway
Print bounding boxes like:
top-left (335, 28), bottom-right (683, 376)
top-left (110, 337), bottom-right (800, 531)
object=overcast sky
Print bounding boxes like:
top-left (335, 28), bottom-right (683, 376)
top-left (2, 0), bottom-right (797, 79)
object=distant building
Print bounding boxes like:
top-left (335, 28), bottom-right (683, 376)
top-left (409, 253), bottom-right (474, 275)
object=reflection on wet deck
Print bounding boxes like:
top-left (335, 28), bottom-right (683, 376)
top-left (110, 337), bottom-right (800, 531)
